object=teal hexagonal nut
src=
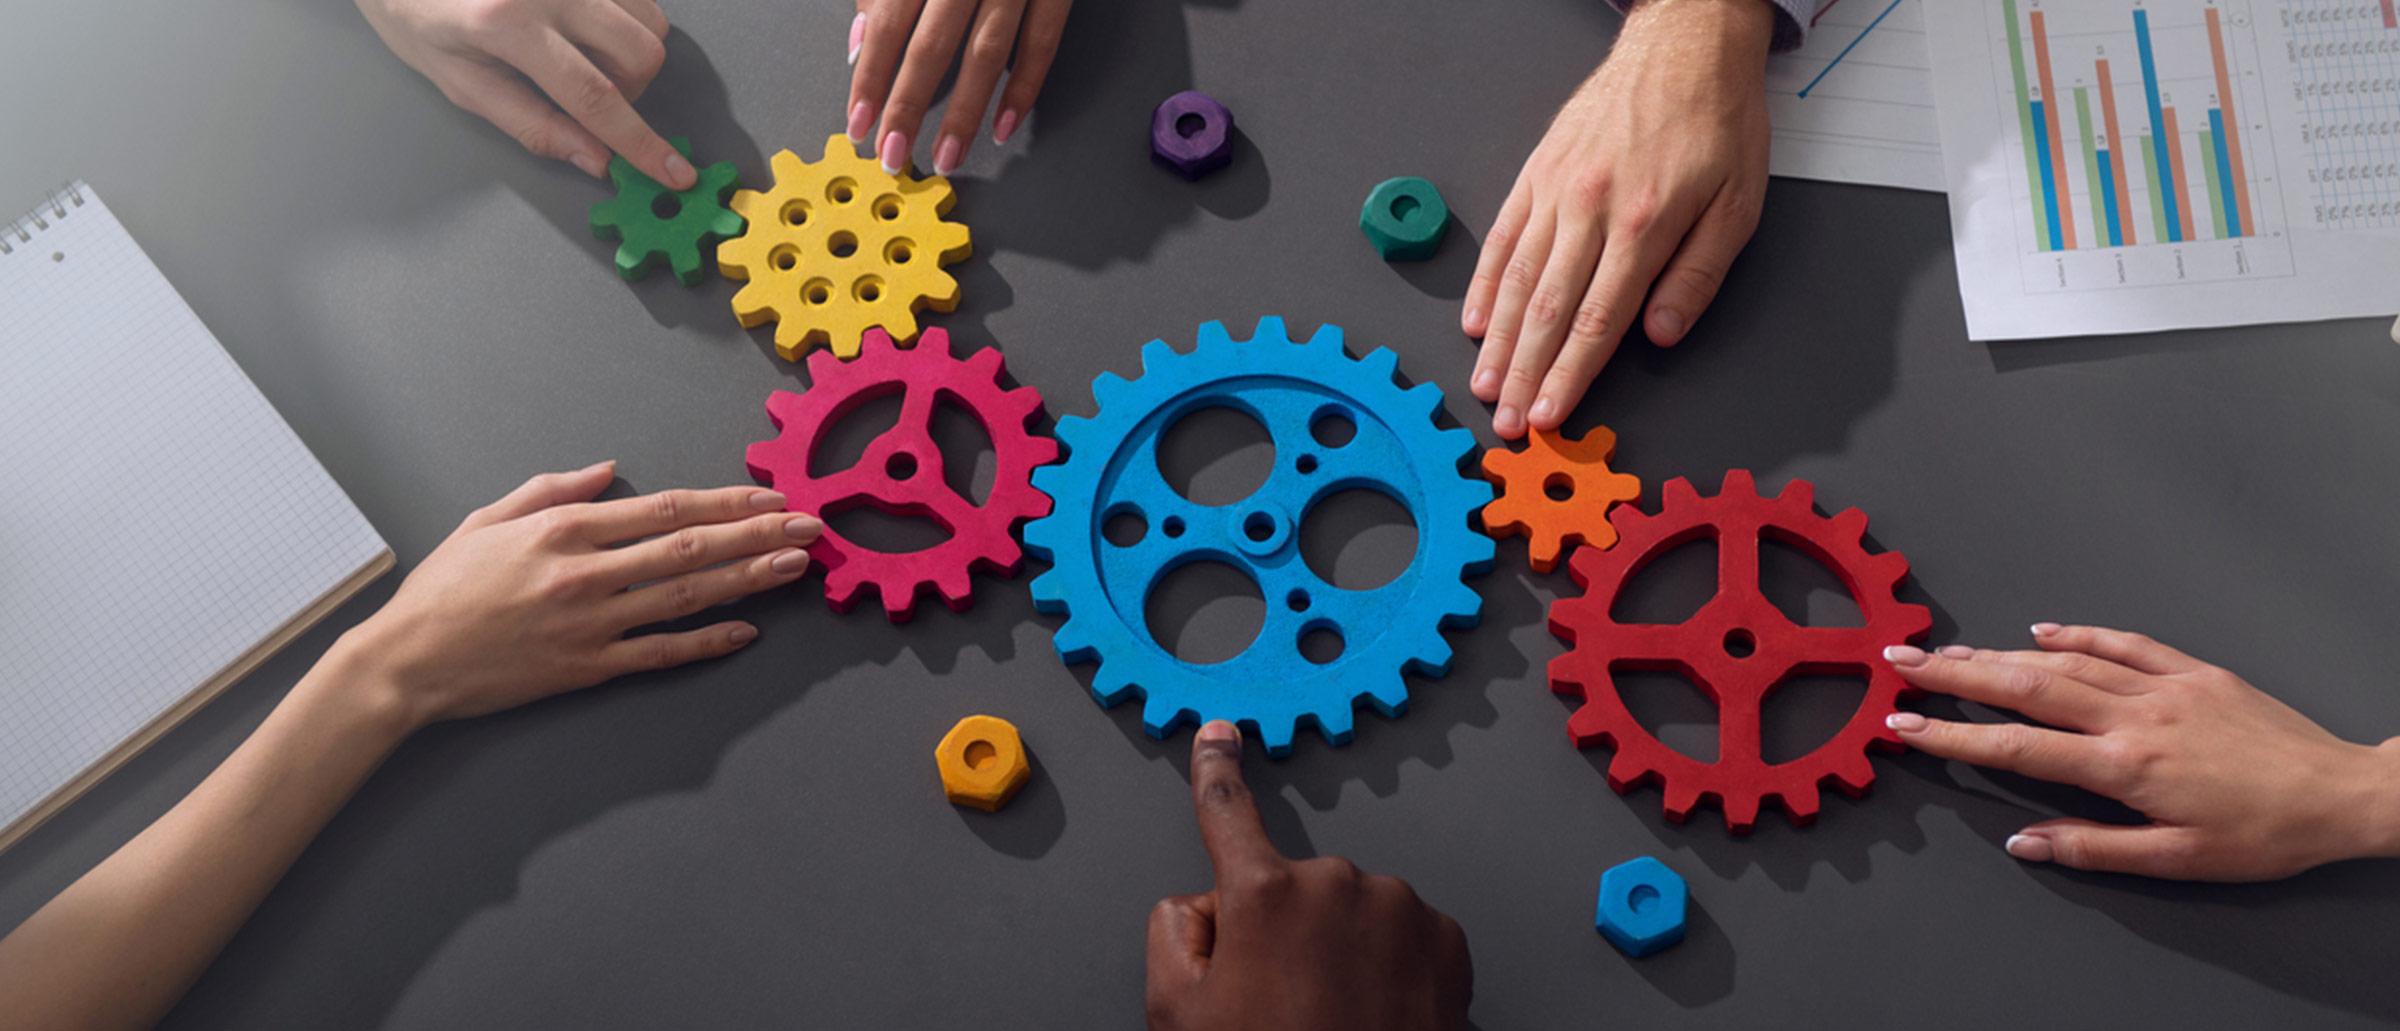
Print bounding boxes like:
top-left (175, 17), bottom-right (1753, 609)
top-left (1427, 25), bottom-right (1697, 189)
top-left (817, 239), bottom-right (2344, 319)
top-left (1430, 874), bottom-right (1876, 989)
top-left (1594, 856), bottom-right (1687, 958)
top-left (1359, 176), bottom-right (1448, 261)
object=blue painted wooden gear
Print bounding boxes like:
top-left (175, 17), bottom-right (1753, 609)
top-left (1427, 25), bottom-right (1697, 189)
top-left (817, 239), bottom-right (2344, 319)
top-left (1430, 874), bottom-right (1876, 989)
top-left (1023, 317), bottom-right (1494, 756)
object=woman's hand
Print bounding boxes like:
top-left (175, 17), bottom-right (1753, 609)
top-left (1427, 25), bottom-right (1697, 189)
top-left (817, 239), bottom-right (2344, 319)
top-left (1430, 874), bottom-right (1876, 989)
top-left (1885, 624), bottom-right (2400, 882)
top-left (339, 461), bottom-right (820, 727)
top-left (356, 0), bottom-right (693, 187)
top-left (1145, 722), bottom-right (1473, 1031)
top-left (844, 0), bottom-right (1075, 175)
top-left (1464, 0), bottom-right (1773, 439)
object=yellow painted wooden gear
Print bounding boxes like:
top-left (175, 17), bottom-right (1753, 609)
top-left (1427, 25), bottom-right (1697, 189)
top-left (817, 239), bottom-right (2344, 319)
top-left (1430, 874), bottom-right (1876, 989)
top-left (718, 135), bottom-right (972, 361)
top-left (935, 714), bottom-right (1031, 812)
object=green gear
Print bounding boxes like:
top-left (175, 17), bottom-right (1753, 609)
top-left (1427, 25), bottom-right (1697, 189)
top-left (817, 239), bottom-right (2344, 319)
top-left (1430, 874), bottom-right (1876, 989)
top-left (589, 136), bottom-right (745, 285)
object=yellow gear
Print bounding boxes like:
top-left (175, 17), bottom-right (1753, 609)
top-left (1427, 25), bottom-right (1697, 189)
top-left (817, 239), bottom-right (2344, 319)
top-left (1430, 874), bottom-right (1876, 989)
top-left (718, 135), bottom-right (972, 360)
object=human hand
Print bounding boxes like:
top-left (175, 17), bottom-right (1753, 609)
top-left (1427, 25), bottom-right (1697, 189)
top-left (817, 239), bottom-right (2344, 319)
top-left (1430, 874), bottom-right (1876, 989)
top-left (1144, 722), bottom-right (1472, 1031)
top-left (844, 0), bottom-right (1074, 175)
top-left (1885, 624), bottom-right (2400, 882)
top-left (336, 461), bottom-right (820, 727)
top-left (1464, 0), bottom-right (1774, 439)
top-left (356, 0), bottom-right (695, 187)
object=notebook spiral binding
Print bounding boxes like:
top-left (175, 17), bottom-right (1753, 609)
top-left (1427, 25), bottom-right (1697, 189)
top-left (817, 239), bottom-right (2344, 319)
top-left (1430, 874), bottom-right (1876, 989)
top-left (1, 182), bottom-right (88, 257)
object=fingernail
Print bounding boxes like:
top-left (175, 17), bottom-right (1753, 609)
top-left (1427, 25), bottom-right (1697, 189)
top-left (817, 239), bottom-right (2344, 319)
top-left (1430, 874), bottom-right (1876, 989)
top-left (848, 101), bottom-right (875, 143)
top-left (2005, 833), bottom-right (2056, 863)
top-left (663, 151), bottom-right (697, 189)
top-left (847, 12), bottom-right (864, 64)
top-left (750, 490), bottom-right (788, 511)
top-left (1653, 308), bottom-right (1687, 341)
top-left (571, 151), bottom-right (607, 178)
top-left (993, 108), bottom-right (1020, 145)
top-left (1885, 711), bottom-right (1928, 733)
top-left (580, 459), bottom-right (616, 474)
top-left (1197, 719), bottom-right (1240, 746)
top-left (784, 515), bottom-right (822, 539)
top-left (1464, 307), bottom-right (1484, 333)
top-left (728, 623), bottom-right (759, 645)
top-left (1472, 368), bottom-right (1498, 395)
top-left (1495, 405), bottom-right (1523, 436)
top-left (770, 548), bottom-right (810, 575)
top-left (879, 131), bottom-right (909, 174)
top-left (1530, 397), bottom-right (1558, 425)
top-left (1937, 645), bottom-right (1975, 660)
top-left (1883, 644), bottom-right (1929, 667)
top-left (2031, 622), bottom-right (2063, 637)
top-left (933, 134), bottom-right (963, 176)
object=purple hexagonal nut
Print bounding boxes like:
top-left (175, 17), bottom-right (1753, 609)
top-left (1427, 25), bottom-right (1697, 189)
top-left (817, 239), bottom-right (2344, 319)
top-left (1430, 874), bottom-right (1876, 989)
top-left (1151, 90), bottom-right (1234, 180)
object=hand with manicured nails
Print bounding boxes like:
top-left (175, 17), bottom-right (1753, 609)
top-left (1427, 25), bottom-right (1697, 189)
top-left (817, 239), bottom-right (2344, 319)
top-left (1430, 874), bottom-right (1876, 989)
top-left (844, 0), bottom-right (1074, 176)
top-left (1146, 722), bottom-right (1473, 1031)
top-left (1464, 0), bottom-right (1773, 440)
top-left (357, 0), bottom-right (696, 188)
top-left (349, 461), bottom-right (820, 727)
top-left (1884, 624), bottom-right (2400, 882)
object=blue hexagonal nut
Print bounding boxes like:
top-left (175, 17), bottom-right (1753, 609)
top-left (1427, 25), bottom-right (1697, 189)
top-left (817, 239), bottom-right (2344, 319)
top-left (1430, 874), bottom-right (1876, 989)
top-left (1594, 856), bottom-right (1687, 958)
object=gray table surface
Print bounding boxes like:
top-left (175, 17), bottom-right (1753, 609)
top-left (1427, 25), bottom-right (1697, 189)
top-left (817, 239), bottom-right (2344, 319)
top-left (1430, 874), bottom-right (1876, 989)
top-left (6, 0), bottom-right (2400, 1026)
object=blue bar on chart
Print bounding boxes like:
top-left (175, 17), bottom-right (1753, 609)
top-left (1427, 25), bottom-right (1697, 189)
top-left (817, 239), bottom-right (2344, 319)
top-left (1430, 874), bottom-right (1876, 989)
top-left (2097, 149), bottom-right (2123, 246)
top-left (2030, 98), bottom-right (2064, 250)
top-left (2134, 9), bottom-right (2184, 243)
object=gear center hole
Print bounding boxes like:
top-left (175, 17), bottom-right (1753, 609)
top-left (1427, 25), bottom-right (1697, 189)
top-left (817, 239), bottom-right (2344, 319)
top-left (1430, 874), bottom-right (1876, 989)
top-left (963, 739), bottom-right (996, 769)
top-left (1243, 511), bottom-right (1275, 542)
top-left (1544, 473), bottom-right (1575, 502)
top-left (1390, 194), bottom-right (1421, 222)
top-left (829, 231), bottom-right (859, 259)
top-left (1628, 884), bottom-right (1660, 914)
top-left (886, 452), bottom-right (917, 480)
top-left (1723, 628), bottom-right (1756, 659)
top-left (1176, 112), bottom-right (1206, 138)
top-left (650, 193), bottom-right (683, 220)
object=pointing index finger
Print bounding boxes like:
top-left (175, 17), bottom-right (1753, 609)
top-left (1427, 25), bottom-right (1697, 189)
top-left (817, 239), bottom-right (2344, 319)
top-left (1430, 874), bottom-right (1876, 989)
top-left (1188, 721), bottom-right (1281, 879)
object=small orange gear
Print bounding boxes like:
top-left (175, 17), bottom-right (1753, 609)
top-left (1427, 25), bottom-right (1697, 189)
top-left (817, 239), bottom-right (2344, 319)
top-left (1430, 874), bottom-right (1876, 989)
top-left (1480, 426), bottom-right (1642, 573)
top-left (717, 134), bottom-right (972, 361)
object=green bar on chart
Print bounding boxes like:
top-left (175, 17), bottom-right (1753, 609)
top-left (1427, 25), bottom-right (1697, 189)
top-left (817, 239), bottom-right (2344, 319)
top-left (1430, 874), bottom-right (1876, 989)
top-left (2141, 136), bottom-right (2170, 242)
top-left (2198, 129), bottom-right (2228, 238)
top-left (2003, 0), bottom-right (2050, 250)
top-left (2075, 88), bottom-right (2106, 249)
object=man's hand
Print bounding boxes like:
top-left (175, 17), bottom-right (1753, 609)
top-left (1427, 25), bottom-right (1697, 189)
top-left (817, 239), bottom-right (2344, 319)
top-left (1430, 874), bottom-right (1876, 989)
top-left (1145, 722), bottom-right (1473, 1031)
top-left (846, 0), bottom-right (1074, 175)
top-left (1886, 625), bottom-right (2400, 882)
top-left (357, 0), bottom-right (694, 187)
top-left (1464, 0), bottom-right (1774, 439)
top-left (342, 461), bottom-right (819, 727)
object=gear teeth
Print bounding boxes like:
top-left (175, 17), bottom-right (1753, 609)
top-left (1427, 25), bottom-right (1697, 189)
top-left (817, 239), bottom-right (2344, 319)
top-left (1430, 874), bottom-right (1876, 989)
top-left (965, 345), bottom-right (1004, 377)
top-left (1406, 634), bottom-right (1455, 676)
top-left (1776, 477), bottom-right (1816, 509)
top-left (1405, 381), bottom-right (1445, 419)
top-left (1247, 316), bottom-right (1290, 346)
top-left (1255, 718), bottom-right (1299, 758)
top-left (1830, 506), bottom-right (1870, 542)
top-left (1359, 678), bottom-right (1411, 717)
top-left (1304, 322), bottom-right (1345, 352)
top-left (1090, 371), bottom-right (1133, 412)
top-left (1195, 320), bottom-right (1234, 349)
top-left (1778, 782), bottom-right (1822, 823)
top-left (1142, 694), bottom-right (1195, 738)
top-left (1661, 782), bottom-right (1705, 822)
top-left (1662, 476), bottom-right (1702, 507)
top-left (1310, 706), bottom-right (1358, 746)
top-left (1091, 664), bottom-right (1137, 705)
top-left (1720, 468), bottom-right (1758, 497)
top-left (1833, 753), bottom-right (1879, 794)
top-left (1359, 347), bottom-right (1400, 383)
top-left (1140, 339), bottom-right (1181, 375)
top-left (1028, 569), bottom-right (1066, 608)
top-left (1721, 792), bottom-right (1763, 833)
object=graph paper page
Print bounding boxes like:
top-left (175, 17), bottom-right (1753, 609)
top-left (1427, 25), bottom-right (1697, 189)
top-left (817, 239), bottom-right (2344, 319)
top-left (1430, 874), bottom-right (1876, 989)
top-left (1767, 0), bottom-right (1947, 192)
top-left (0, 184), bottom-right (388, 838)
top-left (1924, 0), bottom-right (2400, 339)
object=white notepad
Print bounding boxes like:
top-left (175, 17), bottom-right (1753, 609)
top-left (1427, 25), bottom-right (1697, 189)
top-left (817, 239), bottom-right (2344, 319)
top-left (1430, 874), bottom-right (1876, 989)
top-left (0, 183), bottom-right (392, 852)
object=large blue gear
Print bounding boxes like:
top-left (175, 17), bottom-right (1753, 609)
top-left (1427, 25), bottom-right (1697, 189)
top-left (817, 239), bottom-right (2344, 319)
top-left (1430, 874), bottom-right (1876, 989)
top-left (1024, 317), bottom-right (1495, 756)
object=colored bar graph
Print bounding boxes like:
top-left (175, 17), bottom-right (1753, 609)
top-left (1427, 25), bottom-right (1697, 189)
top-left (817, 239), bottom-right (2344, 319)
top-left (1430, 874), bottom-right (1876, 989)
top-left (2031, 12), bottom-right (2078, 249)
top-left (2032, 99), bottom-right (2064, 251)
top-left (2076, 88), bottom-right (2107, 246)
top-left (2209, 110), bottom-right (2241, 236)
top-left (2097, 149), bottom-right (2123, 246)
top-left (2096, 58), bottom-right (2136, 245)
top-left (2004, 0), bottom-right (2051, 250)
top-left (2163, 105), bottom-right (2196, 241)
top-left (2134, 9), bottom-right (2183, 242)
top-left (2200, 128), bottom-right (2229, 237)
top-left (2141, 136), bottom-right (2170, 241)
top-left (2204, 7), bottom-right (2256, 237)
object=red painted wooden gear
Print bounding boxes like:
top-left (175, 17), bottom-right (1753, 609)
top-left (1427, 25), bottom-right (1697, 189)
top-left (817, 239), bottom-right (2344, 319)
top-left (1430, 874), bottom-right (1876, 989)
top-left (1546, 470), bottom-right (1931, 832)
top-left (745, 328), bottom-right (1055, 621)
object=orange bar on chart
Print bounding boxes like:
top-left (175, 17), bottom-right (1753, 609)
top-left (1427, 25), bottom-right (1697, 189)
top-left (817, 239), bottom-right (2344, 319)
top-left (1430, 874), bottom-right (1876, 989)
top-left (2030, 11), bottom-right (2078, 249)
top-left (2096, 58), bottom-right (2137, 245)
top-left (2161, 105), bottom-right (2196, 240)
top-left (2205, 7), bottom-right (2256, 236)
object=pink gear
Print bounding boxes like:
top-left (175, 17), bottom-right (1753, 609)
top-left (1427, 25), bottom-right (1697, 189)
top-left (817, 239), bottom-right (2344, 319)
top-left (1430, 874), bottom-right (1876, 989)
top-left (745, 328), bottom-right (1055, 621)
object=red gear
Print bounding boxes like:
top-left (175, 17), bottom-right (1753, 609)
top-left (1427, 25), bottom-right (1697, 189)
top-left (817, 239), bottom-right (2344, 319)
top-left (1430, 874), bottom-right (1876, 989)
top-left (745, 328), bottom-right (1055, 621)
top-left (1547, 470), bottom-right (1931, 832)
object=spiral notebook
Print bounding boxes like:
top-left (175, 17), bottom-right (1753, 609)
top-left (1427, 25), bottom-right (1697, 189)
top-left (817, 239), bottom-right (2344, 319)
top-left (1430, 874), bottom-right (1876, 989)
top-left (0, 183), bottom-right (392, 853)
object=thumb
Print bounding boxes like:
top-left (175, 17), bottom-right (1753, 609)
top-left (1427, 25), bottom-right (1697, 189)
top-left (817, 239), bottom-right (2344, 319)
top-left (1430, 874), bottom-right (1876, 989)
top-left (2006, 819), bottom-right (2201, 879)
top-left (1144, 892), bottom-right (1218, 1005)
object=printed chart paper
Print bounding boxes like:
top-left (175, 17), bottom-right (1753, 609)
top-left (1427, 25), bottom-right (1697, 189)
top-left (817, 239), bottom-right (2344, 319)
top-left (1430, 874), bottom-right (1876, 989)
top-left (1923, 0), bottom-right (2399, 340)
top-left (1767, 0), bottom-right (1946, 192)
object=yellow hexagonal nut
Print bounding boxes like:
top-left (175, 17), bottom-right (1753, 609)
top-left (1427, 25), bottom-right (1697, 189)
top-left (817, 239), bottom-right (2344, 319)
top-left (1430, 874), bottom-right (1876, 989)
top-left (936, 715), bottom-right (1031, 812)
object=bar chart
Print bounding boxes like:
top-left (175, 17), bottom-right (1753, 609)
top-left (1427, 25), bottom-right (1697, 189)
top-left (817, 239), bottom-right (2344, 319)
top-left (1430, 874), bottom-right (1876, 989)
top-left (1991, 0), bottom-right (2290, 291)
